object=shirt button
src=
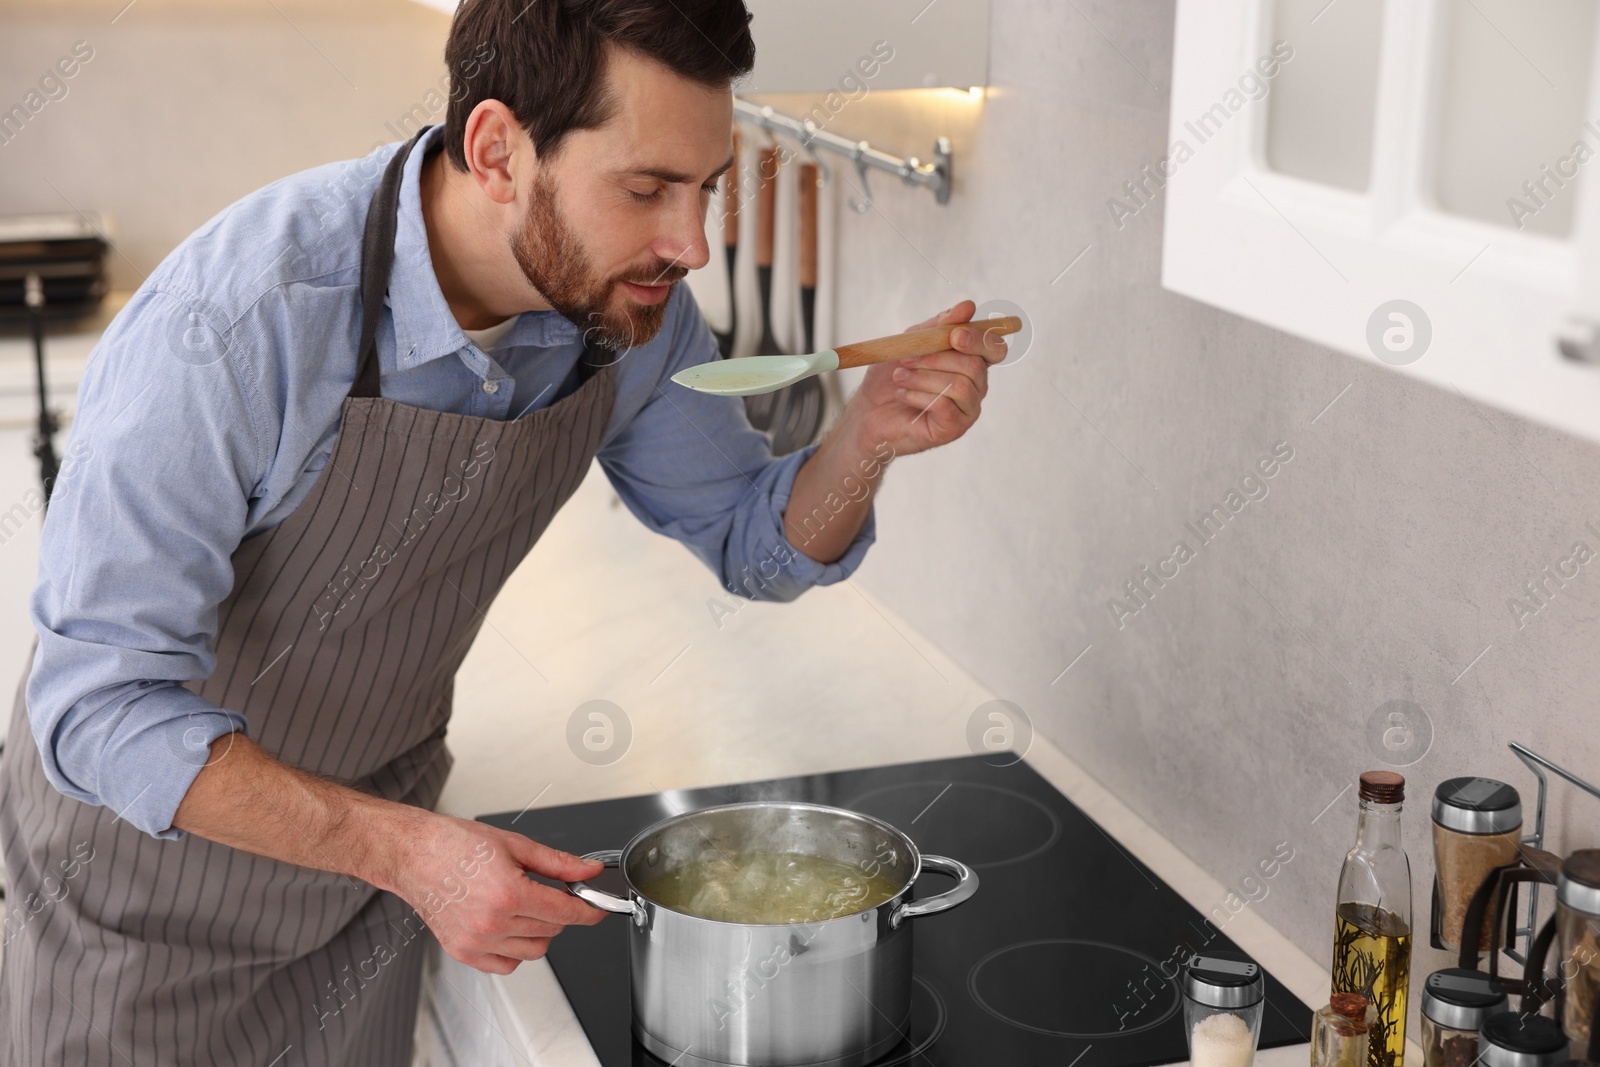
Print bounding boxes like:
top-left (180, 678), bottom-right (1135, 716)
top-left (482, 380), bottom-right (500, 394)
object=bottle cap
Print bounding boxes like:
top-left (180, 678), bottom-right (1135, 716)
top-left (1478, 1012), bottom-right (1570, 1067)
top-left (1432, 778), bottom-right (1522, 835)
top-left (1557, 850), bottom-right (1600, 916)
top-left (1183, 951), bottom-right (1264, 1009)
top-left (1420, 968), bottom-right (1508, 1031)
top-left (1329, 992), bottom-right (1371, 1030)
top-left (1359, 771), bottom-right (1404, 805)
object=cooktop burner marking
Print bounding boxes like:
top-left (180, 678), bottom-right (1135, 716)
top-left (842, 781), bottom-right (1062, 869)
top-left (869, 975), bottom-right (948, 1066)
top-left (967, 939), bottom-right (1182, 1038)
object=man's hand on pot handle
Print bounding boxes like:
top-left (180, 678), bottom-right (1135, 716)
top-left (385, 813), bottom-right (607, 975)
top-left (173, 731), bottom-right (607, 976)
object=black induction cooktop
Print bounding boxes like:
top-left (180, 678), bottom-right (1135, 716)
top-left (481, 755), bottom-right (1312, 1067)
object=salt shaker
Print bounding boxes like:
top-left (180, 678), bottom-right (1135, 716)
top-left (1184, 951), bottom-right (1266, 1067)
top-left (1312, 992), bottom-right (1376, 1067)
top-left (1420, 968), bottom-right (1508, 1067)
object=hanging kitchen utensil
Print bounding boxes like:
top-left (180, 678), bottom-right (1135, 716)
top-left (711, 125), bottom-right (739, 360)
top-left (799, 162), bottom-right (819, 356)
top-left (769, 162), bottom-right (826, 455)
top-left (672, 316), bottom-right (1024, 396)
top-left (742, 146), bottom-right (783, 431)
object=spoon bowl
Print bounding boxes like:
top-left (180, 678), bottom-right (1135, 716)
top-left (671, 314), bottom-right (1024, 398)
top-left (672, 351), bottom-right (841, 397)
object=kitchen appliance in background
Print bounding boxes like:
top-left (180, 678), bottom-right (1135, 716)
top-left (0, 213), bottom-right (109, 507)
top-left (711, 126), bottom-right (740, 360)
top-left (481, 755), bottom-right (1312, 1066)
top-left (743, 145), bottom-right (783, 433)
top-left (767, 162), bottom-right (826, 456)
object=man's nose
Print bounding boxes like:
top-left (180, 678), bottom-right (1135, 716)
top-left (660, 194), bottom-right (711, 272)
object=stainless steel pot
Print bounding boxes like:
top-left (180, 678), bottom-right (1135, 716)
top-left (565, 800), bottom-right (978, 1067)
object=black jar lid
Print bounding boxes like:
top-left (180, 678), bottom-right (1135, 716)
top-left (1183, 951), bottom-right (1263, 1009)
top-left (1558, 850), bottom-right (1600, 916)
top-left (1432, 778), bottom-right (1522, 835)
top-left (1479, 1011), bottom-right (1570, 1067)
top-left (1420, 968), bottom-right (1508, 1031)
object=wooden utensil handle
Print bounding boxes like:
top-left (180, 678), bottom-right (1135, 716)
top-left (722, 125), bottom-right (740, 247)
top-left (755, 146), bottom-right (779, 268)
top-left (833, 316), bottom-right (1023, 369)
top-left (798, 163), bottom-right (818, 288)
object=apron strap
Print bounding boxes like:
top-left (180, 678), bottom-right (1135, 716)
top-left (351, 124), bottom-right (624, 404)
top-left (352, 126), bottom-right (433, 400)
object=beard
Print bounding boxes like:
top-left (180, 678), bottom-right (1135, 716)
top-left (509, 168), bottom-right (687, 353)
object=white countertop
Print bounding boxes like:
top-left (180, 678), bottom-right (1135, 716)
top-left (418, 467), bottom-right (1357, 1066)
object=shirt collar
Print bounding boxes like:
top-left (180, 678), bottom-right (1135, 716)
top-left (388, 125), bottom-right (580, 370)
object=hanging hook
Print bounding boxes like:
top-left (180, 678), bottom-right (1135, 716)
top-left (757, 106), bottom-right (780, 150)
top-left (796, 120), bottom-right (832, 189)
top-left (847, 143), bottom-right (874, 213)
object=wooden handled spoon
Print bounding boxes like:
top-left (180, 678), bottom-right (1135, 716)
top-left (673, 316), bottom-right (1023, 397)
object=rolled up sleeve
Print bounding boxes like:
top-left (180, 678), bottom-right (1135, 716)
top-left (596, 289), bottom-right (876, 603)
top-left (27, 286), bottom-right (264, 839)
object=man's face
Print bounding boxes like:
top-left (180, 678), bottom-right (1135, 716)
top-left (509, 47), bottom-right (734, 351)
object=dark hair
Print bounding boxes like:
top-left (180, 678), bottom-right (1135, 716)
top-left (442, 0), bottom-right (755, 171)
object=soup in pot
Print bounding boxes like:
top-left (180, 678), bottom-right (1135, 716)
top-left (637, 849), bottom-right (904, 924)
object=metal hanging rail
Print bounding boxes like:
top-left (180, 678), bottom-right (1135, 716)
top-left (732, 97), bottom-right (953, 212)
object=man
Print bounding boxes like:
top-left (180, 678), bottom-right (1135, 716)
top-left (0, 0), bottom-right (1006, 1063)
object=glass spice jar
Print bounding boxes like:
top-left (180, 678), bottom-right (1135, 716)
top-left (1183, 951), bottom-right (1266, 1067)
top-left (1420, 968), bottom-right (1508, 1067)
top-left (1431, 778), bottom-right (1522, 952)
top-left (1557, 850), bottom-right (1600, 1052)
top-left (1312, 992), bottom-right (1377, 1067)
top-left (1479, 1012), bottom-right (1570, 1067)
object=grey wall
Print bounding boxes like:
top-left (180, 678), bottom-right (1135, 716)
top-left (802, 0), bottom-right (1600, 1016)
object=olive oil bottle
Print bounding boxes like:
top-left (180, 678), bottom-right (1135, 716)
top-left (1329, 772), bottom-right (1412, 1067)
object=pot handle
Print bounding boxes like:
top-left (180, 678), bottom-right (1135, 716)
top-left (564, 850), bottom-right (642, 922)
top-left (889, 855), bottom-right (978, 930)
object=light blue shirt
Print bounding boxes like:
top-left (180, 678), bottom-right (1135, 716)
top-left (28, 125), bottom-right (874, 840)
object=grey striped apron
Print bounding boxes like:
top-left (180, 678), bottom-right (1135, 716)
top-left (0, 126), bottom-right (618, 1066)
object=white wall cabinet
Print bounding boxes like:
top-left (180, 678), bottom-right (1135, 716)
top-left (1163, 0), bottom-right (1600, 445)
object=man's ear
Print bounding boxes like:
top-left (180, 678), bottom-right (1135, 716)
top-left (461, 99), bottom-right (526, 207)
